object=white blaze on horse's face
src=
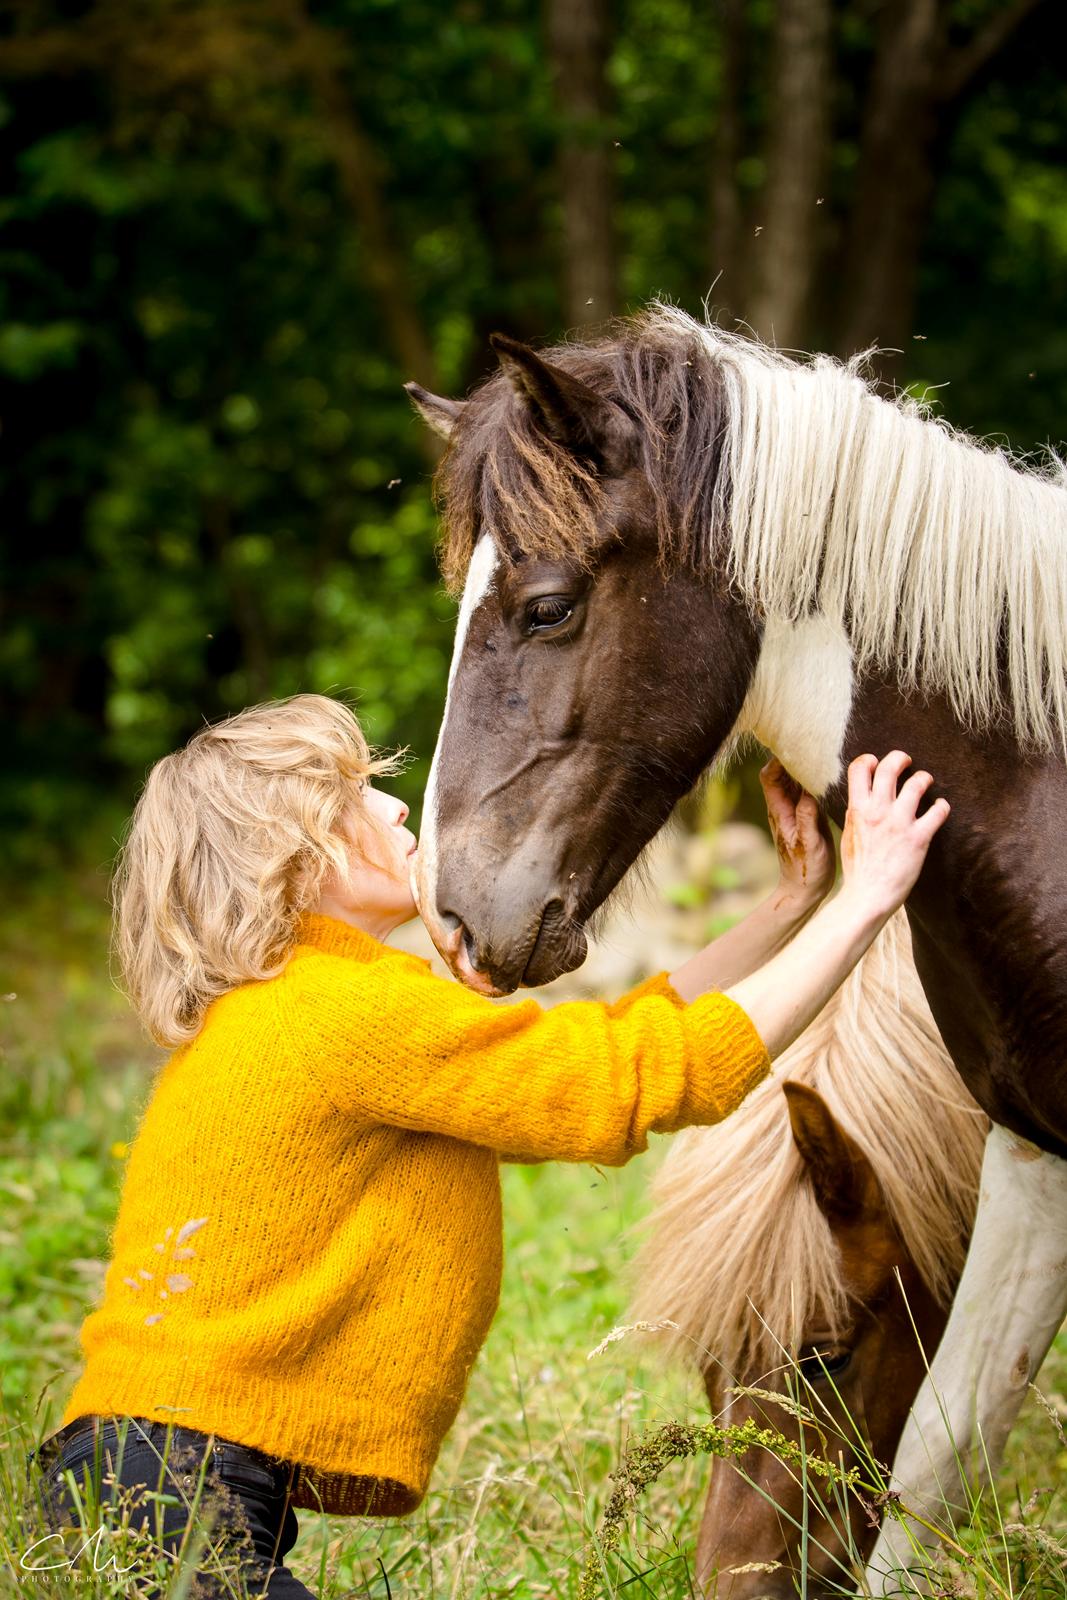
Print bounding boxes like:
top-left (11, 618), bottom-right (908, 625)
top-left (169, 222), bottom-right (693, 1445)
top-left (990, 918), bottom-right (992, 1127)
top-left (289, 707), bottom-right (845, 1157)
top-left (416, 534), bottom-right (499, 956)
top-left (733, 614), bottom-right (855, 798)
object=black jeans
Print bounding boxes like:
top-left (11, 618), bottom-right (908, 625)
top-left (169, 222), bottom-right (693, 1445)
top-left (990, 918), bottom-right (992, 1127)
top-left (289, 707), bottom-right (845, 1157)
top-left (24, 1414), bottom-right (314, 1597)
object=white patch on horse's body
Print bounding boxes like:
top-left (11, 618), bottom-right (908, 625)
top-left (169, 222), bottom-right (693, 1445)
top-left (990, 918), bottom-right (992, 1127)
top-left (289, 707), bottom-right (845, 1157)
top-left (866, 1121), bottom-right (1067, 1593)
top-left (731, 614), bottom-right (854, 797)
top-left (416, 534), bottom-right (499, 905)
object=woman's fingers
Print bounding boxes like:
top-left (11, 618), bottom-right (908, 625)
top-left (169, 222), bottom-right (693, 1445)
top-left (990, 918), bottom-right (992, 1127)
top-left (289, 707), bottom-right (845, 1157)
top-left (760, 763), bottom-right (836, 903)
top-left (872, 749), bottom-right (913, 805)
top-left (848, 752), bottom-right (942, 820)
top-left (761, 758), bottom-right (807, 833)
top-left (895, 768), bottom-right (934, 816)
top-left (762, 760), bottom-right (800, 804)
top-left (847, 753), bottom-right (877, 810)
top-left (915, 795), bottom-right (951, 842)
top-left (795, 794), bottom-right (828, 849)
top-left (797, 792), bottom-right (836, 873)
top-left (840, 747), bottom-right (949, 914)
top-left (795, 791), bottom-right (820, 826)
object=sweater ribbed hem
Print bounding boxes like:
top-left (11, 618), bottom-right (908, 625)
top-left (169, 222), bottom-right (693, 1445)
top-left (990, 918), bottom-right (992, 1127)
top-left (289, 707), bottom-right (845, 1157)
top-left (60, 1354), bottom-right (443, 1518)
top-left (684, 991), bottom-right (771, 1123)
top-left (632, 971), bottom-right (687, 1008)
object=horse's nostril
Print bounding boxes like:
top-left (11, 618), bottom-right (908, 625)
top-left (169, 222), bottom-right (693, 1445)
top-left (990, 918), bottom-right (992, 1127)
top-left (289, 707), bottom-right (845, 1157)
top-left (462, 927), bottom-right (480, 970)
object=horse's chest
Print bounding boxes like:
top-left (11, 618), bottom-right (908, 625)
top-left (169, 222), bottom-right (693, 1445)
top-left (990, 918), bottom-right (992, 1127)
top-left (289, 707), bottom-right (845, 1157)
top-left (732, 615), bottom-right (854, 797)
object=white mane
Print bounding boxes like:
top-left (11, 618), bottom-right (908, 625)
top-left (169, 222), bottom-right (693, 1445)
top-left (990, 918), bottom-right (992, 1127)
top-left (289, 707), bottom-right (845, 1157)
top-left (653, 303), bottom-right (1067, 754)
top-left (630, 910), bottom-right (987, 1381)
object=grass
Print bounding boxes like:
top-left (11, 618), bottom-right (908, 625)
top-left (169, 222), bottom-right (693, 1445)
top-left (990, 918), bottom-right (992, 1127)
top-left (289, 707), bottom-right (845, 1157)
top-left (2, 872), bottom-right (1066, 1598)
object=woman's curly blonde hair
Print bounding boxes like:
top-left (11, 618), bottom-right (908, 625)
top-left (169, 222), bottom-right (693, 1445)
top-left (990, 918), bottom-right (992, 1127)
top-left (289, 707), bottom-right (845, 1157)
top-left (113, 693), bottom-right (402, 1048)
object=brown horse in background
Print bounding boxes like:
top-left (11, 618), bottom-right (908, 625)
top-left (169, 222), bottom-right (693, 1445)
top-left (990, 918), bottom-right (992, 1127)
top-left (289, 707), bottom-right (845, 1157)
top-left (407, 305), bottom-right (1067, 1588)
top-left (633, 911), bottom-right (985, 1596)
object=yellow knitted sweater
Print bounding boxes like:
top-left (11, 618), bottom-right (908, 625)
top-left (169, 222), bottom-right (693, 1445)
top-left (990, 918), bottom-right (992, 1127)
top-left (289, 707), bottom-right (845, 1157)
top-left (61, 913), bottom-right (770, 1516)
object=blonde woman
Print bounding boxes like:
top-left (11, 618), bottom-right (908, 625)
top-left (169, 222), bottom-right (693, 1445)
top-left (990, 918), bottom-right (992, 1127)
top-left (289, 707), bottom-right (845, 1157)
top-left (25, 694), bottom-right (946, 1596)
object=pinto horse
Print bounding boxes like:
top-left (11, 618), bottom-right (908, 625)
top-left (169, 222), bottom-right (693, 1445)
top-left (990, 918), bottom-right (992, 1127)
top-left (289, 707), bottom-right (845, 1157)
top-left (406, 305), bottom-right (1067, 1587)
top-left (633, 910), bottom-right (985, 1596)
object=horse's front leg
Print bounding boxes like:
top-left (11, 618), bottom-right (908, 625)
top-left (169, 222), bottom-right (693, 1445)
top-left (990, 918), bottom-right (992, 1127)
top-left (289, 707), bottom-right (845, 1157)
top-left (865, 1121), bottom-right (1067, 1595)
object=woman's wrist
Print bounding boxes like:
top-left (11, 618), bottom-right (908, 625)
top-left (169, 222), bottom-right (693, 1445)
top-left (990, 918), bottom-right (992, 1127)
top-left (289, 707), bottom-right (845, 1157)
top-left (821, 879), bottom-right (895, 940)
top-left (725, 885), bottom-right (893, 1060)
top-left (670, 879), bottom-right (822, 1001)
top-left (769, 877), bottom-right (830, 929)
top-left (737, 882), bottom-right (824, 968)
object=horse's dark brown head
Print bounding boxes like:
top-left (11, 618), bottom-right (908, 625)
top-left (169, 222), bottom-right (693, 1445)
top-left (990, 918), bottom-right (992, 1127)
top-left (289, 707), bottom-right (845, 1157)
top-left (697, 1084), bottom-right (947, 1599)
top-left (408, 327), bottom-right (761, 992)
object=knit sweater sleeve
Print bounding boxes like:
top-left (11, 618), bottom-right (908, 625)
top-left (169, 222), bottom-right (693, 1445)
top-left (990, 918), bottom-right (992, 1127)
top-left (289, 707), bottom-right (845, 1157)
top-left (497, 971), bottom-right (686, 1163)
top-left (289, 955), bottom-right (769, 1166)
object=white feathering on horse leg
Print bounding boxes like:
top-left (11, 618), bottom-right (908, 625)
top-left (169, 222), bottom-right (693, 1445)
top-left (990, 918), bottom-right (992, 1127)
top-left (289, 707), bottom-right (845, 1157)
top-left (865, 1121), bottom-right (1067, 1596)
top-left (416, 533), bottom-right (498, 913)
top-left (730, 613), bottom-right (855, 798)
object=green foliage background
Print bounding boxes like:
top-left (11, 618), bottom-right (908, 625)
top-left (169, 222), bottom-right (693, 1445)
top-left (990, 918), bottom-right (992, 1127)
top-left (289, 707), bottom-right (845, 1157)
top-left (2, 0), bottom-right (1067, 846)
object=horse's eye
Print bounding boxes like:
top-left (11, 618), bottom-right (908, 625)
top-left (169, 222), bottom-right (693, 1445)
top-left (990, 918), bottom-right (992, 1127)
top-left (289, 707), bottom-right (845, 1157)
top-left (524, 596), bottom-right (574, 634)
top-left (797, 1347), bottom-right (852, 1383)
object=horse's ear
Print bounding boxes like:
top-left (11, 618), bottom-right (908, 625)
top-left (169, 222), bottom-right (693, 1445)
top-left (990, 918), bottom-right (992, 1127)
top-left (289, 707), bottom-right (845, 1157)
top-left (405, 382), bottom-right (466, 441)
top-left (783, 1081), bottom-right (884, 1221)
top-left (489, 331), bottom-right (638, 474)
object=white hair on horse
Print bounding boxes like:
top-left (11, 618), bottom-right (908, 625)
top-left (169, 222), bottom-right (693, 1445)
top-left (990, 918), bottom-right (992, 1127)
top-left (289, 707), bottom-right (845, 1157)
top-left (630, 908), bottom-right (987, 1381)
top-left (651, 302), bottom-right (1067, 754)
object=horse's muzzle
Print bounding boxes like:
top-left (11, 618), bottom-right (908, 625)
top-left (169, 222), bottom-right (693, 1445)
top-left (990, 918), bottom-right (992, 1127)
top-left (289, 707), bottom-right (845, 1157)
top-left (519, 900), bottom-right (588, 988)
top-left (427, 898), bottom-right (587, 995)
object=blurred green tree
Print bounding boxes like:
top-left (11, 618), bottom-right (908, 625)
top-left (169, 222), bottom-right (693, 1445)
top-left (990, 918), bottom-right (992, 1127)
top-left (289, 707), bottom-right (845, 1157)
top-left (0, 0), bottom-right (1064, 853)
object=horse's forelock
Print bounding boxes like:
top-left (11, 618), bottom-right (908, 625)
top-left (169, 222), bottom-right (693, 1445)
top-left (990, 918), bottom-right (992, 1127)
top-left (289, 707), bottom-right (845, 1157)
top-left (433, 380), bottom-right (601, 593)
top-left (433, 320), bottom-right (728, 593)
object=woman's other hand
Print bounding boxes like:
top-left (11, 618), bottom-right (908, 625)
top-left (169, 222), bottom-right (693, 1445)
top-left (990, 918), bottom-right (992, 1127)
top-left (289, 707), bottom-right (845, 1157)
top-left (760, 758), bottom-right (836, 912)
top-left (721, 753), bottom-right (948, 1061)
top-left (839, 751), bottom-right (950, 918)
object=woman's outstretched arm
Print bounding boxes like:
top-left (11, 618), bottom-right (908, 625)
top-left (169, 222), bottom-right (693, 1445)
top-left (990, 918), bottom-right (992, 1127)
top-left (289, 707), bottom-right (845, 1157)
top-left (709, 750), bottom-right (948, 1060)
top-left (292, 750), bottom-right (946, 1165)
top-left (667, 758), bottom-right (836, 997)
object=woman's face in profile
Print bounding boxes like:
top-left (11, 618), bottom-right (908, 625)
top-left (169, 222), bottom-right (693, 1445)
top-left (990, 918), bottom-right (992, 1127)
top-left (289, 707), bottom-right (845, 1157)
top-left (318, 785), bottom-right (420, 932)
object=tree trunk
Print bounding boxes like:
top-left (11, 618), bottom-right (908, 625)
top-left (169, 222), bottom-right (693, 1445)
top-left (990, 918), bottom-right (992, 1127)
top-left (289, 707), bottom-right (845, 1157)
top-left (745, 0), bottom-right (831, 349)
top-left (288, 6), bottom-right (439, 395)
top-left (546, 0), bottom-right (618, 330)
top-left (835, 0), bottom-right (1047, 371)
top-left (708, 0), bottom-right (746, 318)
top-left (835, 0), bottom-right (947, 366)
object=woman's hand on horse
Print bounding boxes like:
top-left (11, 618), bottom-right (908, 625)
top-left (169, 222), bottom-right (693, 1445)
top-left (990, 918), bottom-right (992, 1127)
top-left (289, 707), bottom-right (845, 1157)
top-left (839, 751), bottom-right (950, 917)
top-left (723, 753), bottom-right (948, 1060)
top-left (760, 758), bottom-right (836, 910)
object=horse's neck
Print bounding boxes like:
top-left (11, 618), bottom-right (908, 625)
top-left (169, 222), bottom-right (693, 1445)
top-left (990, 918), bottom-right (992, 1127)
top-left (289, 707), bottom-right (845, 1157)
top-left (730, 615), bottom-right (855, 797)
